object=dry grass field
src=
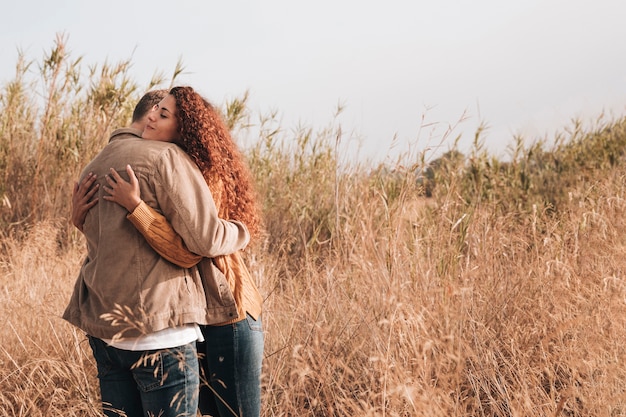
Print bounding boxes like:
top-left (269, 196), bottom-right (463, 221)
top-left (2, 36), bottom-right (626, 416)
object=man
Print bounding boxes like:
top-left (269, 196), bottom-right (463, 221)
top-left (63, 90), bottom-right (249, 417)
top-left (70, 90), bottom-right (166, 228)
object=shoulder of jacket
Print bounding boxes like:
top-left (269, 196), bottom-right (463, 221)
top-left (155, 143), bottom-right (196, 164)
top-left (150, 144), bottom-right (200, 183)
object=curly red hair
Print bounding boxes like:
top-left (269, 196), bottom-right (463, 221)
top-left (169, 86), bottom-right (262, 239)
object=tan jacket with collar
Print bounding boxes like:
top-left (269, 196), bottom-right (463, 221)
top-left (62, 128), bottom-right (249, 340)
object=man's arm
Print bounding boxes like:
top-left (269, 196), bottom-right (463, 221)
top-left (152, 147), bottom-right (250, 258)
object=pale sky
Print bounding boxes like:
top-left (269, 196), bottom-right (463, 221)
top-left (2, 0), bottom-right (625, 163)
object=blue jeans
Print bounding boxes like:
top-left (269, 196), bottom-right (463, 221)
top-left (197, 314), bottom-right (264, 417)
top-left (88, 336), bottom-right (199, 417)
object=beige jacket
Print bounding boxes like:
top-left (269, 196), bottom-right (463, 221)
top-left (128, 201), bottom-right (263, 325)
top-left (62, 128), bottom-right (249, 339)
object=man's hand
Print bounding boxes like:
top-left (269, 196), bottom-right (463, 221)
top-left (71, 172), bottom-right (99, 232)
top-left (102, 165), bottom-right (142, 213)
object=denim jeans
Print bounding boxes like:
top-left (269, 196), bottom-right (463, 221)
top-left (197, 314), bottom-right (264, 417)
top-left (88, 336), bottom-right (199, 417)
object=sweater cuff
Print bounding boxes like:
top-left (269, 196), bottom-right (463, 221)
top-left (126, 200), bottom-right (155, 233)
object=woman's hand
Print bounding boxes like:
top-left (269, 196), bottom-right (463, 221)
top-left (102, 165), bottom-right (142, 212)
top-left (71, 172), bottom-right (99, 232)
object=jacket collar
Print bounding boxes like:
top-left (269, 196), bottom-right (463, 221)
top-left (109, 127), bottom-right (143, 143)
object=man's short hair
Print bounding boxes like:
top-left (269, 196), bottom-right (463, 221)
top-left (132, 89), bottom-right (168, 122)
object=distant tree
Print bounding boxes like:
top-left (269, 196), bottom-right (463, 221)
top-left (422, 150), bottom-right (465, 197)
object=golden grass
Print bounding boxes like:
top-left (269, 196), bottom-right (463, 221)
top-left (2, 35), bottom-right (626, 416)
top-left (4, 166), bottom-right (626, 416)
top-left (0, 221), bottom-right (100, 416)
top-left (250, 161), bottom-right (626, 416)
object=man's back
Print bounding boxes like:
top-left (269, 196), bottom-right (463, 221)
top-left (80, 133), bottom-right (181, 290)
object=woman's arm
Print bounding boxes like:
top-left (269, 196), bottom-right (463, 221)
top-left (71, 172), bottom-right (99, 231)
top-left (128, 201), bottom-right (202, 268)
top-left (102, 165), bottom-right (141, 212)
top-left (103, 165), bottom-right (202, 268)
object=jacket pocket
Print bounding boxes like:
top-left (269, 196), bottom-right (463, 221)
top-left (196, 258), bottom-right (236, 309)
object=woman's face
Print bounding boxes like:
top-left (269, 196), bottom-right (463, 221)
top-left (142, 94), bottom-right (180, 142)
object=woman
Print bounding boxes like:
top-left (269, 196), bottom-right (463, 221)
top-left (79, 86), bottom-right (265, 417)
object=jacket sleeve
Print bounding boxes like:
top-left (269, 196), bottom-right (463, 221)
top-left (127, 201), bottom-right (203, 268)
top-left (151, 147), bottom-right (250, 257)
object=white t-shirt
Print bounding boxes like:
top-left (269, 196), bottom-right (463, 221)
top-left (103, 324), bottom-right (204, 351)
